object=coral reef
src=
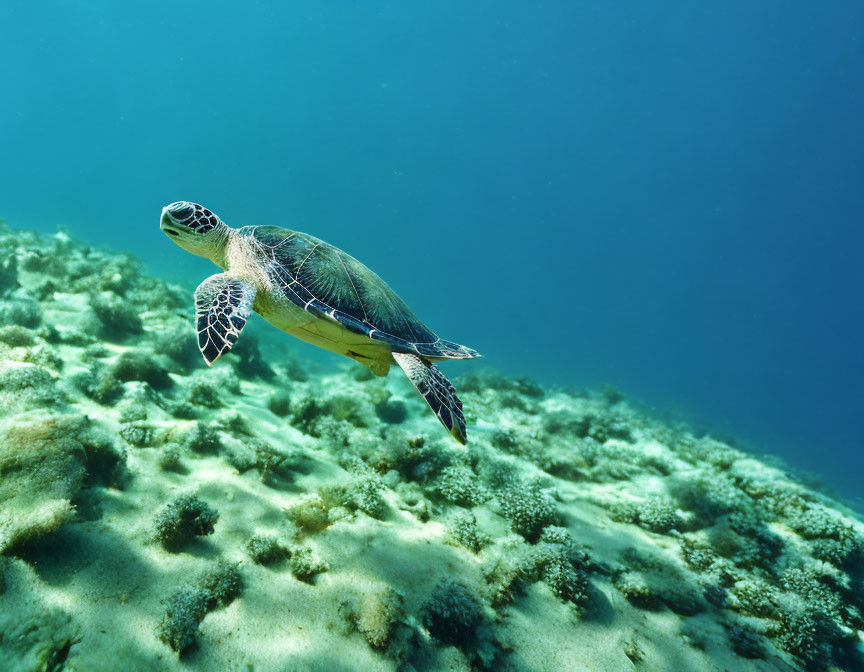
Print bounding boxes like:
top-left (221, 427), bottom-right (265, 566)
top-left (0, 220), bottom-right (862, 671)
top-left (422, 579), bottom-right (483, 647)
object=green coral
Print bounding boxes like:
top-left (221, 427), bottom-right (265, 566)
top-left (184, 378), bottom-right (223, 409)
top-left (374, 398), bottom-right (407, 424)
top-left (702, 515), bottom-right (784, 571)
top-left (226, 438), bottom-right (304, 486)
top-left (327, 394), bottom-right (370, 427)
top-left (422, 579), bottom-right (483, 647)
top-left (614, 571), bottom-right (661, 609)
top-left (169, 400), bottom-right (199, 419)
top-left (788, 505), bottom-right (848, 539)
top-left (153, 494), bottom-right (219, 551)
top-left (677, 436), bottom-right (741, 469)
top-left (617, 548), bottom-right (706, 615)
top-left (729, 578), bottom-right (778, 618)
top-left (71, 363), bottom-right (123, 405)
top-left (623, 638), bottom-right (645, 664)
top-left (446, 511), bottom-right (487, 553)
top-left (0, 325), bottom-right (36, 346)
top-left (668, 472), bottom-right (744, 522)
top-left (810, 534), bottom-right (864, 572)
top-left (481, 550), bottom-right (530, 607)
top-left (156, 562), bottom-right (244, 655)
top-left (152, 324), bottom-right (200, 371)
top-left (533, 544), bottom-right (591, 608)
top-left (110, 350), bottom-right (172, 390)
top-left (185, 422), bottom-right (222, 454)
top-left (251, 440), bottom-right (303, 485)
top-left (245, 534), bottom-right (289, 564)
top-left (88, 292), bottom-right (142, 339)
top-left (777, 607), bottom-right (837, 668)
top-left (267, 390), bottom-right (292, 417)
top-left (289, 498), bottom-right (332, 535)
top-left (0, 363), bottom-right (53, 393)
top-left (787, 504), bottom-right (864, 574)
top-left (290, 397), bottom-right (327, 436)
top-left (155, 585), bottom-right (209, 655)
top-left (215, 408), bottom-right (252, 435)
top-left (679, 536), bottom-right (720, 572)
top-left (19, 344), bottom-right (63, 372)
top-left (0, 363), bottom-right (63, 416)
top-left (340, 587), bottom-right (404, 650)
top-left (322, 461), bottom-right (387, 518)
top-left (0, 249), bottom-right (19, 295)
top-left (497, 480), bottom-right (559, 543)
top-left (289, 393), bottom-right (369, 436)
top-left (348, 475), bottom-right (386, 518)
top-left (780, 568), bottom-right (844, 620)
top-left (289, 546), bottom-right (328, 583)
top-left (433, 464), bottom-right (490, 508)
top-left (609, 497), bottom-right (683, 534)
top-left (117, 398), bottom-right (147, 423)
top-left (119, 421), bottom-right (155, 447)
top-left (196, 561), bottom-right (243, 610)
top-left (387, 434), bottom-right (453, 483)
top-left (0, 299), bottom-right (42, 328)
top-left (538, 526), bottom-right (574, 546)
top-left (157, 443), bottom-right (186, 473)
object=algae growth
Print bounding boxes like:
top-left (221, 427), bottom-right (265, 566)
top-left (0, 220), bottom-right (863, 671)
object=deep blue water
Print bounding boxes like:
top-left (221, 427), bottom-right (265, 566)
top-left (1, 2), bottom-right (862, 502)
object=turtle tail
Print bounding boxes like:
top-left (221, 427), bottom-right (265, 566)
top-left (393, 352), bottom-right (467, 444)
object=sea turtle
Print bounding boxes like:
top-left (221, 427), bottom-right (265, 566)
top-left (160, 201), bottom-right (480, 443)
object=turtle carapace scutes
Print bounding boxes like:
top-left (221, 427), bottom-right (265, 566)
top-left (160, 201), bottom-right (480, 443)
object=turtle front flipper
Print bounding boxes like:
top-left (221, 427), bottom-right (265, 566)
top-left (194, 273), bottom-right (256, 366)
top-left (393, 352), bottom-right (467, 444)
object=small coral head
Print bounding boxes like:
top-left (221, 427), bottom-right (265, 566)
top-left (160, 201), bottom-right (227, 257)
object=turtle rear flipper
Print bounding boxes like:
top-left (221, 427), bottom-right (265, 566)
top-left (393, 352), bottom-right (467, 444)
top-left (194, 273), bottom-right (256, 366)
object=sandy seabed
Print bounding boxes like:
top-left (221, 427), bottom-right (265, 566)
top-left (0, 221), bottom-right (863, 672)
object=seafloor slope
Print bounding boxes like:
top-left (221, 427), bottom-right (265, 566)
top-left (0, 220), bottom-right (862, 672)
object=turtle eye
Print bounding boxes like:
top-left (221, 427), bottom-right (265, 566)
top-left (167, 202), bottom-right (194, 221)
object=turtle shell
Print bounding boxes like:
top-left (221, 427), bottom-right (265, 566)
top-left (241, 226), bottom-right (477, 359)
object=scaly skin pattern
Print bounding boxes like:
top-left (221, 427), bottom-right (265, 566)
top-left (161, 201), bottom-right (480, 441)
top-left (193, 274), bottom-right (255, 366)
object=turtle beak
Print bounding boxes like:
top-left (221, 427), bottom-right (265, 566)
top-left (160, 207), bottom-right (181, 237)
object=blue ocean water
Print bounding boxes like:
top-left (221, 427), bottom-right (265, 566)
top-left (1, 2), bottom-right (862, 501)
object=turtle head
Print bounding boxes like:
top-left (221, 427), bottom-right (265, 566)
top-left (160, 201), bottom-right (229, 259)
